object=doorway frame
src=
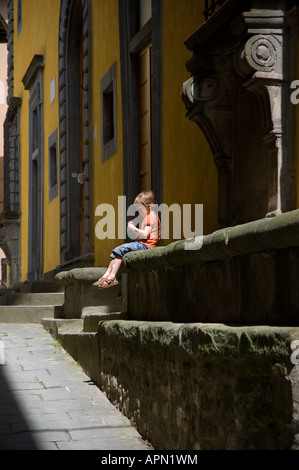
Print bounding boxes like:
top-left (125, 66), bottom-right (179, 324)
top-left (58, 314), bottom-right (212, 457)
top-left (118, 0), bottom-right (162, 211)
top-left (58, 0), bottom-right (93, 267)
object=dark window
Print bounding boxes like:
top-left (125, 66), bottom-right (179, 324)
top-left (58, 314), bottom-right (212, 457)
top-left (49, 146), bottom-right (57, 188)
top-left (137, 0), bottom-right (152, 30)
top-left (100, 62), bottom-right (117, 162)
top-left (17, 0), bottom-right (22, 35)
top-left (48, 129), bottom-right (58, 201)
top-left (203, 0), bottom-right (227, 21)
top-left (103, 85), bottom-right (114, 145)
top-left (32, 109), bottom-right (38, 152)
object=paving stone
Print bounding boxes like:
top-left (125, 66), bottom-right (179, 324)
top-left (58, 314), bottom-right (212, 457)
top-left (0, 323), bottom-right (152, 450)
top-left (56, 437), bottom-right (146, 451)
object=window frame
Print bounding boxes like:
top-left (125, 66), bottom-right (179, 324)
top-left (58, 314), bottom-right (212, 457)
top-left (22, 54), bottom-right (44, 281)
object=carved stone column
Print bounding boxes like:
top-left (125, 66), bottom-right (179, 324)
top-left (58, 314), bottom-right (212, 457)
top-left (233, 10), bottom-right (296, 217)
top-left (182, 4), bottom-right (296, 227)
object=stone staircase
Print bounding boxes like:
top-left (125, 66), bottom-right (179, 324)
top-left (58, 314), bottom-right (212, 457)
top-left (0, 268), bottom-right (127, 386)
top-left (41, 307), bottom-right (127, 384)
top-left (40, 268), bottom-right (128, 384)
top-left (0, 285), bottom-right (65, 323)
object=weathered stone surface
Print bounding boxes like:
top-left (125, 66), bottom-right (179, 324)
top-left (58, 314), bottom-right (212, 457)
top-left (97, 320), bottom-right (299, 450)
top-left (59, 331), bottom-right (100, 385)
top-left (122, 210), bottom-right (299, 325)
top-left (55, 267), bottom-right (106, 285)
top-left (55, 268), bottom-right (121, 318)
top-left (82, 307), bottom-right (127, 332)
top-left (126, 246), bottom-right (299, 325)
top-left (182, 5), bottom-right (296, 226)
top-left (122, 209), bottom-right (299, 272)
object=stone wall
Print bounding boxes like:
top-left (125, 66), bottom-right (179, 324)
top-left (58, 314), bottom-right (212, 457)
top-left (123, 210), bottom-right (299, 325)
top-left (53, 210), bottom-right (299, 449)
top-left (98, 320), bottom-right (299, 450)
top-left (126, 246), bottom-right (299, 325)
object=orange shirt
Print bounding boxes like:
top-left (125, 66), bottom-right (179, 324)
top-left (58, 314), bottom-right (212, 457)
top-left (139, 211), bottom-right (161, 248)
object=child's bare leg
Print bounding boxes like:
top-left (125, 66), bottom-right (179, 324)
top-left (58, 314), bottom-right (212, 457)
top-left (93, 257), bottom-right (121, 287)
top-left (104, 260), bottom-right (114, 278)
top-left (109, 256), bottom-right (122, 278)
top-left (93, 260), bottom-right (114, 286)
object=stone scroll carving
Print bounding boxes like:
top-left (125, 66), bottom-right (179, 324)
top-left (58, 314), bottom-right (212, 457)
top-left (181, 75), bottom-right (229, 156)
top-left (181, 59), bottom-right (235, 226)
top-left (236, 35), bottom-right (281, 77)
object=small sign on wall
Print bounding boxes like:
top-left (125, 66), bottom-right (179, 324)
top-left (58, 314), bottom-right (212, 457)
top-left (50, 77), bottom-right (55, 103)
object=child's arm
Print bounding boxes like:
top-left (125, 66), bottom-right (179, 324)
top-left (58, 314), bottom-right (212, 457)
top-left (128, 221), bottom-right (151, 240)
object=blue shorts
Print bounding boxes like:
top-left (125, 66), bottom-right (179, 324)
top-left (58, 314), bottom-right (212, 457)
top-left (110, 241), bottom-right (149, 259)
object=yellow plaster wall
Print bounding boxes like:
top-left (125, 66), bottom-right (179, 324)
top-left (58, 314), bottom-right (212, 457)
top-left (92, 0), bottom-right (219, 265)
top-left (12, 1), bottom-right (299, 282)
top-left (161, 0), bottom-right (218, 240)
top-left (91, 0), bottom-right (123, 267)
top-left (15, 0), bottom-right (123, 277)
top-left (14, 0), bottom-right (60, 280)
top-left (14, 0), bottom-right (219, 279)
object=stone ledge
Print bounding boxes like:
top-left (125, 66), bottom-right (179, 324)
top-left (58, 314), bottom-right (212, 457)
top-left (55, 267), bottom-right (107, 286)
top-left (122, 209), bottom-right (299, 272)
top-left (82, 307), bottom-right (127, 332)
top-left (98, 320), bottom-right (299, 450)
top-left (42, 318), bottom-right (84, 339)
top-left (98, 320), bottom-right (299, 358)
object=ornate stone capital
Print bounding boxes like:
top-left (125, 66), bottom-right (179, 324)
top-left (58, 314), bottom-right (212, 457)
top-left (235, 34), bottom-right (282, 80)
top-left (232, 10), bottom-right (295, 217)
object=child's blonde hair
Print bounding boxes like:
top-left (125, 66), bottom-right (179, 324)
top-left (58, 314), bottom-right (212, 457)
top-left (134, 190), bottom-right (157, 207)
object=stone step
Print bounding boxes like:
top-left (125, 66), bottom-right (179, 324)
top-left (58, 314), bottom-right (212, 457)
top-left (81, 307), bottom-right (127, 332)
top-left (42, 318), bottom-right (99, 383)
top-left (0, 305), bottom-right (59, 323)
top-left (58, 331), bottom-right (100, 384)
top-left (0, 292), bottom-right (65, 306)
top-left (13, 280), bottom-right (64, 293)
top-left (41, 318), bottom-right (84, 339)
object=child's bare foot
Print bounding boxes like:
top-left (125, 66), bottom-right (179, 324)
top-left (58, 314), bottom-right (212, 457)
top-left (98, 276), bottom-right (118, 289)
top-left (92, 276), bottom-right (108, 287)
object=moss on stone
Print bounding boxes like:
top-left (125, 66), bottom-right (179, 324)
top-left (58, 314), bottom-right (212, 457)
top-left (121, 209), bottom-right (299, 272)
top-left (99, 320), bottom-right (299, 361)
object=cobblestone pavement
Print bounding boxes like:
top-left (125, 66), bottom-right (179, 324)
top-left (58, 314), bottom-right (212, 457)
top-left (0, 323), bottom-right (152, 450)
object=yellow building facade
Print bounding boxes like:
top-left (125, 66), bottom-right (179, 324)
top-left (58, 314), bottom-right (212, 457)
top-left (3, 0), bottom-right (299, 287)
top-left (3, 0), bottom-right (218, 285)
